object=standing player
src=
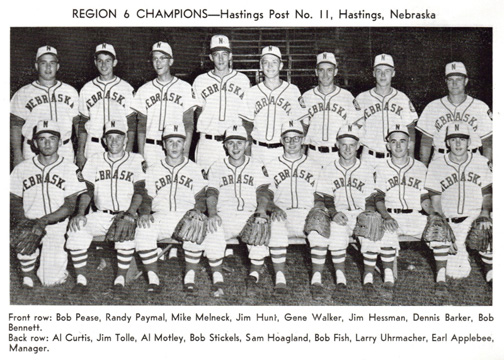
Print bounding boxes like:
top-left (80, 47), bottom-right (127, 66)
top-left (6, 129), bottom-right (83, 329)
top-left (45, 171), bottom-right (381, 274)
top-left (204, 125), bottom-right (271, 298)
top-left (417, 62), bottom-right (492, 165)
top-left (424, 122), bottom-right (492, 289)
top-left (193, 35), bottom-right (250, 171)
top-left (66, 120), bottom-right (146, 294)
top-left (76, 43), bottom-right (135, 169)
top-left (239, 46), bottom-right (307, 163)
top-left (265, 121), bottom-right (320, 295)
top-left (372, 124), bottom-right (430, 290)
top-left (356, 54), bottom-right (418, 166)
top-left (131, 42), bottom-right (197, 167)
top-left (308, 125), bottom-right (376, 299)
top-left (11, 46), bottom-right (79, 167)
top-left (302, 52), bottom-right (363, 165)
top-left (10, 120), bottom-right (86, 287)
top-left (134, 123), bottom-right (207, 293)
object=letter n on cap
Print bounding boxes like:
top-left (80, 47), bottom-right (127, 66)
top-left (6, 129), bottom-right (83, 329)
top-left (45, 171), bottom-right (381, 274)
top-left (452, 63), bottom-right (457, 70)
top-left (157, 42), bottom-right (162, 48)
top-left (43, 121), bottom-right (48, 127)
top-left (219, 37), bottom-right (224, 44)
top-left (232, 125), bottom-right (238, 131)
top-left (323, 53), bottom-right (327, 59)
top-left (455, 124), bottom-right (460, 131)
top-left (174, 125), bottom-right (179, 132)
top-left (395, 124), bottom-right (400, 130)
top-left (269, 46), bottom-right (273, 51)
top-left (289, 121), bottom-right (294, 127)
top-left (381, 54), bottom-right (386, 61)
top-left (111, 121), bottom-right (116, 127)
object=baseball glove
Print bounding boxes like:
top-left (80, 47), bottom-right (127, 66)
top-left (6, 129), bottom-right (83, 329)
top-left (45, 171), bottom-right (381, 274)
top-left (173, 209), bottom-right (208, 245)
top-left (466, 216), bottom-right (492, 252)
top-left (10, 219), bottom-right (46, 255)
top-left (304, 207), bottom-right (331, 238)
top-left (105, 212), bottom-right (138, 242)
top-left (353, 211), bottom-right (385, 242)
top-left (422, 213), bottom-right (457, 253)
top-left (239, 212), bottom-right (271, 246)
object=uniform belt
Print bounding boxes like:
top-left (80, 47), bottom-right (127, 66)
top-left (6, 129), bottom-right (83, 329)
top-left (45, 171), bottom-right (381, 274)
top-left (204, 134), bottom-right (225, 142)
top-left (101, 210), bottom-right (122, 215)
top-left (308, 144), bottom-right (338, 153)
top-left (446, 216), bottom-right (468, 224)
top-left (146, 138), bottom-right (163, 146)
top-left (387, 208), bottom-right (415, 214)
top-left (28, 138), bottom-right (70, 145)
top-left (368, 149), bottom-right (390, 158)
top-left (437, 147), bottom-right (480, 154)
top-left (252, 139), bottom-right (282, 148)
top-left (91, 137), bottom-right (100, 143)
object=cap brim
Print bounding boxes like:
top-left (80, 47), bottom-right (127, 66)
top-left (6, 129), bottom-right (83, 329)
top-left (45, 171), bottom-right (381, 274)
top-left (162, 134), bottom-right (186, 140)
top-left (35, 130), bottom-right (60, 138)
top-left (151, 50), bottom-right (172, 58)
top-left (37, 52), bottom-right (58, 60)
top-left (224, 135), bottom-right (247, 142)
top-left (446, 134), bottom-right (470, 140)
top-left (386, 130), bottom-right (410, 140)
top-left (210, 47), bottom-right (231, 52)
top-left (104, 130), bottom-right (126, 136)
top-left (261, 53), bottom-right (282, 60)
top-left (446, 72), bottom-right (467, 78)
top-left (337, 134), bottom-right (359, 141)
top-left (374, 63), bottom-right (394, 68)
top-left (95, 50), bottom-right (116, 58)
top-left (281, 129), bottom-right (304, 137)
top-left (317, 61), bottom-right (337, 66)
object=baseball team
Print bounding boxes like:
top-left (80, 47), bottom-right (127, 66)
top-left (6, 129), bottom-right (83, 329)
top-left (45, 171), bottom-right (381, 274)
top-left (10, 34), bottom-right (493, 301)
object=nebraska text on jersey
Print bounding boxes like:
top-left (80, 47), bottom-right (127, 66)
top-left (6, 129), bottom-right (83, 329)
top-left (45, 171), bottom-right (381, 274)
top-left (25, 91), bottom-right (75, 112)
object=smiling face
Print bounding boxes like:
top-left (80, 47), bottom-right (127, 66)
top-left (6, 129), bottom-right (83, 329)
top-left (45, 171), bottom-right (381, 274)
top-left (104, 133), bottom-right (126, 155)
top-left (224, 139), bottom-right (248, 162)
top-left (35, 132), bottom-right (60, 157)
top-left (337, 137), bottom-right (359, 161)
top-left (387, 132), bottom-right (409, 159)
top-left (95, 53), bottom-right (117, 78)
top-left (446, 75), bottom-right (468, 96)
top-left (316, 62), bottom-right (337, 87)
top-left (260, 54), bottom-right (283, 79)
top-left (447, 136), bottom-right (470, 156)
top-left (374, 64), bottom-right (395, 88)
top-left (281, 131), bottom-right (304, 156)
top-left (210, 50), bottom-right (231, 72)
top-left (35, 54), bottom-right (59, 82)
top-left (152, 51), bottom-right (173, 77)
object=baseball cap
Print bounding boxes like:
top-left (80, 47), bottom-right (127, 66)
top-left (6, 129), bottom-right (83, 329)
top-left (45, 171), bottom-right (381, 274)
top-left (316, 52), bottom-right (337, 67)
top-left (162, 123), bottom-right (186, 140)
top-left (104, 119), bottom-right (127, 136)
top-left (224, 125), bottom-right (248, 142)
top-left (95, 43), bottom-right (116, 58)
top-left (374, 54), bottom-right (394, 68)
top-left (445, 62), bottom-right (467, 77)
top-left (210, 35), bottom-right (231, 52)
top-left (36, 45), bottom-right (58, 61)
top-left (151, 41), bottom-right (173, 58)
top-left (336, 124), bottom-right (361, 141)
top-left (281, 120), bottom-right (304, 137)
top-left (386, 124), bottom-right (410, 140)
top-left (261, 46), bottom-right (282, 60)
top-left (445, 121), bottom-right (470, 141)
top-left (33, 120), bottom-right (61, 138)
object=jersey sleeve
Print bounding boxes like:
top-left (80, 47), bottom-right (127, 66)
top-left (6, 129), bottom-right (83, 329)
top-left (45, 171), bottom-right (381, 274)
top-left (10, 89), bottom-right (28, 122)
top-left (133, 154), bottom-right (147, 183)
top-left (191, 163), bottom-right (208, 195)
top-left (78, 86), bottom-right (90, 119)
top-left (401, 94), bottom-right (418, 125)
top-left (10, 163), bottom-right (24, 197)
top-left (374, 163), bottom-right (387, 194)
top-left (477, 102), bottom-right (493, 139)
top-left (81, 154), bottom-right (97, 184)
top-left (130, 86), bottom-right (147, 116)
top-left (207, 161), bottom-right (220, 191)
top-left (65, 163), bottom-right (87, 197)
top-left (415, 102), bottom-right (435, 137)
top-left (124, 83), bottom-right (136, 117)
top-left (347, 93), bottom-right (364, 125)
top-left (145, 165), bottom-right (158, 198)
top-left (254, 160), bottom-right (270, 189)
top-left (289, 86), bottom-right (309, 122)
top-left (479, 157), bottom-right (493, 190)
top-left (182, 82), bottom-right (198, 113)
top-left (239, 88), bottom-right (255, 122)
top-left (192, 76), bottom-right (205, 108)
top-left (300, 91), bottom-right (311, 125)
top-left (424, 161), bottom-right (442, 194)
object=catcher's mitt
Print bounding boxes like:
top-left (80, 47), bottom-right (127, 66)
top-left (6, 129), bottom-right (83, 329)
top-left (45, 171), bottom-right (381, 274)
top-left (239, 212), bottom-right (271, 246)
top-left (304, 207), bottom-right (331, 238)
top-left (10, 219), bottom-right (46, 255)
top-left (105, 212), bottom-right (137, 242)
top-left (466, 217), bottom-right (492, 252)
top-left (422, 213), bottom-right (457, 253)
top-left (353, 211), bottom-right (385, 242)
top-left (173, 209), bottom-right (208, 245)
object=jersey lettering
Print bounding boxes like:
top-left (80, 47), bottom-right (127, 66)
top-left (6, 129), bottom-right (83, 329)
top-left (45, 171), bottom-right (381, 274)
top-left (254, 96), bottom-right (292, 116)
top-left (363, 102), bottom-right (403, 120)
top-left (85, 90), bottom-right (126, 110)
top-left (155, 174), bottom-right (193, 191)
top-left (386, 176), bottom-right (422, 191)
top-left (25, 93), bottom-right (75, 112)
top-left (96, 169), bottom-right (134, 182)
top-left (434, 113), bottom-right (478, 133)
top-left (273, 169), bottom-right (315, 188)
top-left (307, 102), bottom-right (347, 120)
top-left (220, 174), bottom-right (254, 187)
top-left (440, 171), bottom-right (481, 191)
top-left (145, 92), bottom-right (183, 109)
top-left (23, 173), bottom-right (66, 191)
top-left (333, 177), bottom-right (365, 192)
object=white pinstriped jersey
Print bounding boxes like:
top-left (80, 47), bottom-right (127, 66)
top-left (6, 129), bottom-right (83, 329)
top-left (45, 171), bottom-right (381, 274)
top-left (192, 70), bottom-right (250, 135)
top-left (131, 77), bottom-right (197, 140)
top-left (81, 152), bottom-right (145, 212)
top-left (146, 157), bottom-right (206, 214)
top-left (425, 153), bottom-right (492, 218)
top-left (356, 88), bottom-right (418, 152)
top-left (302, 86), bottom-right (363, 146)
top-left (10, 156), bottom-right (86, 219)
top-left (265, 154), bottom-right (319, 210)
top-left (78, 77), bottom-right (135, 137)
top-left (375, 157), bottom-right (427, 211)
top-left (316, 158), bottom-right (375, 212)
top-left (416, 96), bottom-right (492, 152)
top-left (11, 81), bottom-right (79, 142)
top-left (208, 156), bottom-right (269, 213)
top-left (239, 81), bottom-right (308, 143)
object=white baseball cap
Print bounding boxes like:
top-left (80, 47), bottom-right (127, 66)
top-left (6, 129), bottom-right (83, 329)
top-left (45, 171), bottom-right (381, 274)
top-left (151, 41), bottom-right (173, 58)
top-left (445, 62), bottom-right (467, 77)
top-left (210, 35), bottom-right (231, 52)
top-left (374, 54), bottom-right (394, 68)
top-left (36, 45), bottom-right (58, 61)
top-left (316, 52), bottom-right (337, 67)
top-left (95, 43), bottom-right (116, 58)
top-left (261, 46), bottom-right (282, 60)
top-left (104, 119), bottom-right (127, 136)
top-left (281, 120), bottom-right (304, 137)
top-left (336, 124), bottom-right (361, 141)
top-left (162, 123), bottom-right (186, 140)
top-left (33, 120), bottom-right (61, 138)
top-left (445, 121), bottom-right (470, 141)
top-left (224, 125), bottom-right (248, 141)
top-left (386, 124), bottom-right (410, 140)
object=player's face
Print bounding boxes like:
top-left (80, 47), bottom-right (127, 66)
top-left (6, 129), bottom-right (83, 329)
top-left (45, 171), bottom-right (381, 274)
top-left (446, 75), bottom-right (468, 96)
top-left (281, 131), bottom-right (304, 155)
top-left (260, 55), bottom-right (283, 79)
top-left (374, 65), bottom-right (395, 87)
top-left (105, 133), bottom-right (126, 154)
top-left (35, 54), bottom-right (59, 82)
top-left (164, 137), bottom-right (185, 159)
top-left (35, 132), bottom-right (60, 157)
top-left (210, 50), bottom-right (231, 72)
top-left (316, 63), bottom-right (337, 87)
top-left (152, 51), bottom-right (173, 77)
top-left (386, 132), bottom-right (409, 158)
top-left (95, 53), bottom-right (117, 78)
top-left (338, 137), bottom-right (359, 161)
top-left (447, 136), bottom-right (470, 156)
top-left (225, 139), bottom-right (248, 161)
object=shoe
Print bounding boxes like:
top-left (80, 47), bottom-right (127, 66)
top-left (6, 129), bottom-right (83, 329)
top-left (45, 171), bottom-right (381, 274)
top-left (245, 276), bottom-right (260, 297)
top-left (336, 282), bottom-right (347, 291)
top-left (147, 283), bottom-right (161, 294)
top-left (22, 276), bottom-right (34, 290)
top-left (71, 283), bottom-right (88, 295)
top-left (273, 283), bottom-right (288, 296)
top-left (211, 282), bottom-right (225, 298)
top-left (183, 283), bottom-right (197, 295)
top-left (311, 283), bottom-right (325, 300)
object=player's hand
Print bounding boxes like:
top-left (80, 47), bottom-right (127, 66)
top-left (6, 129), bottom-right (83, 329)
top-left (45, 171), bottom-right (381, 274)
top-left (208, 214), bottom-right (222, 233)
top-left (383, 216), bottom-right (399, 232)
top-left (449, 241), bottom-right (458, 255)
top-left (76, 154), bottom-right (87, 170)
top-left (332, 212), bottom-right (348, 226)
top-left (270, 204), bottom-right (287, 222)
top-left (69, 215), bottom-right (87, 232)
top-left (138, 214), bottom-right (154, 228)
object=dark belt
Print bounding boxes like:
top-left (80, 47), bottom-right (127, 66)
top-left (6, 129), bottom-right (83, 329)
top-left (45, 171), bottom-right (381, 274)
top-left (446, 216), bottom-right (468, 224)
top-left (204, 134), bottom-right (225, 142)
top-left (437, 147), bottom-right (479, 154)
top-left (308, 144), bottom-right (338, 153)
top-left (368, 149), bottom-right (390, 158)
top-left (252, 139), bottom-right (282, 148)
top-left (146, 138), bottom-right (163, 146)
top-left (387, 208), bottom-right (415, 214)
top-left (28, 138), bottom-right (70, 145)
top-left (102, 210), bottom-right (121, 215)
top-left (91, 137), bottom-right (100, 143)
